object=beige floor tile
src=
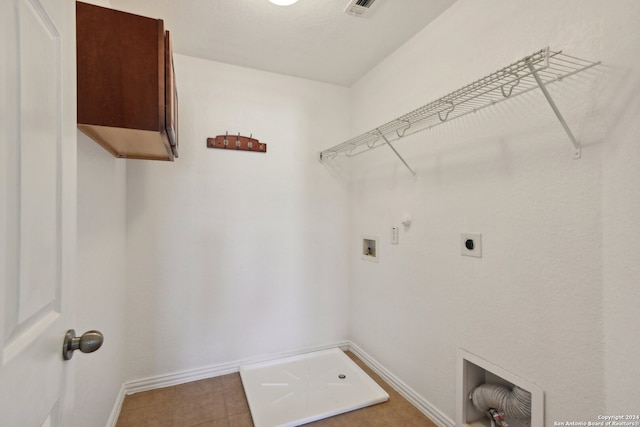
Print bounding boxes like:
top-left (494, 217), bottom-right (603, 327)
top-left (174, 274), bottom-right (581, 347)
top-left (174, 377), bottom-right (223, 398)
top-left (191, 418), bottom-right (230, 427)
top-left (228, 412), bottom-right (254, 427)
top-left (220, 373), bottom-right (243, 391)
top-left (224, 387), bottom-right (250, 417)
top-left (172, 389), bottom-right (227, 427)
top-left (116, 403), bottom-right (172, 427)
top-left (120, 386), bottom-right (176, 414)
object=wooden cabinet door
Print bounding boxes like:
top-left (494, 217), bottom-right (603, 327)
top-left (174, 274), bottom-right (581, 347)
top-left (76, 1), bottom-right (176, 161)
top-left (165, 30), bottom-right (178, 157)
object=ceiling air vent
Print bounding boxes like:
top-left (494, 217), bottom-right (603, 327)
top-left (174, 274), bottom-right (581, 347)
top-left (344, 0), bottom-right (377, 17)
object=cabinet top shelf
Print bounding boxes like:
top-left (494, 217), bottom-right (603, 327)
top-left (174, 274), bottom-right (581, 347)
top-left (320, 47), bottom-right (600, 161)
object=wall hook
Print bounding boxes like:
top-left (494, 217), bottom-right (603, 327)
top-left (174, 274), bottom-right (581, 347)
top-left (207, 133), bottom-right (267, 153)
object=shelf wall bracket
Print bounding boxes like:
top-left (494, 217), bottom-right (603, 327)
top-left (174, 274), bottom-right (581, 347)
top-left (526, 61), bottom-right (582, 159)
top-left (380, 132), bottom-right (416, 176)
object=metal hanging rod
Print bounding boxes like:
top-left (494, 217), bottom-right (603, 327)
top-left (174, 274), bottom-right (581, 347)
top-left (320, 47), bottom-right (600, 172)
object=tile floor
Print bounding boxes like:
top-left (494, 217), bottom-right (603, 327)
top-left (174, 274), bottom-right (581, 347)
top-left (116, 351), bottom-right (438, 427)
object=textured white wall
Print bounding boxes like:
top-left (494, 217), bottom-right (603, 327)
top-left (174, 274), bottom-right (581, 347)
top-left (75, 132), bottom-right (128, 427)
top-left (124, 55), bottom-right (352, 380)
top-left (347, 0), bottom-right (639, 424)
top-left (600, 2), bottom-right (640, 414)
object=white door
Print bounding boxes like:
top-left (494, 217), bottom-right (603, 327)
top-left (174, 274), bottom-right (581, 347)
top-left (1, 0), bottom-right (77, 425)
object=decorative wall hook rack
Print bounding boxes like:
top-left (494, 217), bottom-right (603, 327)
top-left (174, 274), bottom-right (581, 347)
top-left (320, 47), bottom-right (600, 174)
top-left (207, 132), bottom-right (267, 153)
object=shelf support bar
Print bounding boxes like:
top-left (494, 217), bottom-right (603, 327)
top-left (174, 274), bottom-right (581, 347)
top-left (526, 62), bottom-right (582, 159)
top-left (379, 132), bottom-right (416, 176)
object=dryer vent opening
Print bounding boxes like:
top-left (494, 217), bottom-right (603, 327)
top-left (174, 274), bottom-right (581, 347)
top-left (470, 384), bottom-right (531, 426)
top-left (458, 350), bottom-right (544, 427)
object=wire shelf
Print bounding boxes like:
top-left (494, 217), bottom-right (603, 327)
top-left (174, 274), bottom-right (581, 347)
top-left (320, 47), bottom-right (600, 164)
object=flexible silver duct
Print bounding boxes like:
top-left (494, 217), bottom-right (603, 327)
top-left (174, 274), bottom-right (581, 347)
top-left (470, 384), bottom-right (531, 425)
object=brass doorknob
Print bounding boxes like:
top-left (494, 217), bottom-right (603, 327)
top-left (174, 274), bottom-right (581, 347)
top-left (63, 329), bottom-right (103, 360)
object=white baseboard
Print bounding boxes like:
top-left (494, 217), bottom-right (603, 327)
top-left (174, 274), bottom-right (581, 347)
top-left (106, 383), bottom-right (126, 427)
top-left (122, 341), bottom-right (350, 395)
top-left (347, 342), bottom-right (455, 427)
top-left (108, 340), bottom-right (453, 427)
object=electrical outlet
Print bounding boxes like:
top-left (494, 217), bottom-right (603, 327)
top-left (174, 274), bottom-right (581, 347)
top-left (461, 233), bottom-right (482, 258)
top-left (391, 227), bottom-right (399, 245)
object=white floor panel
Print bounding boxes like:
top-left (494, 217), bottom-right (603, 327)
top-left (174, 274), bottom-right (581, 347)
top-left (239, 348), bottom-right (389, 427)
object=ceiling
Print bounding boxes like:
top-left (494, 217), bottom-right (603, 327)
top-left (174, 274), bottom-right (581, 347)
top-left (108, 0), bottom-right (457, 87)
